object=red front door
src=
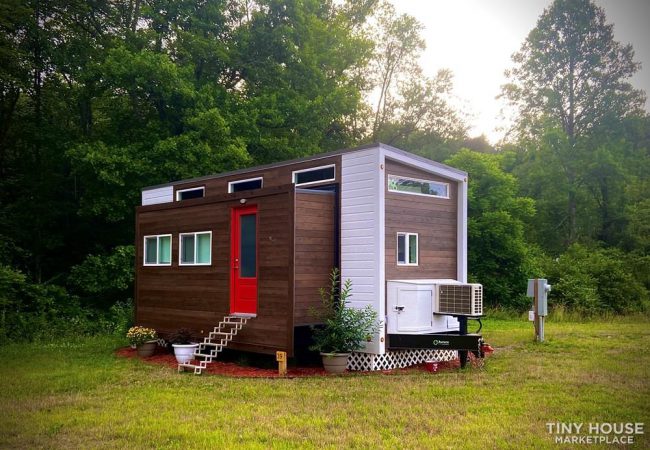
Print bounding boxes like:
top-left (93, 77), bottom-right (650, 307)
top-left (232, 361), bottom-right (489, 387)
top-left (230, 205), bottom-right (258, 314)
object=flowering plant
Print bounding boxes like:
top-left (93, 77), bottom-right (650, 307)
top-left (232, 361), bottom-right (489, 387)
top-left (126, 326), bottom-right (158, 346)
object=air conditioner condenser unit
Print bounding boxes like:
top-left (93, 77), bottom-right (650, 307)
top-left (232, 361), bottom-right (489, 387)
top-left (435, 283), bottom-right (483, 316)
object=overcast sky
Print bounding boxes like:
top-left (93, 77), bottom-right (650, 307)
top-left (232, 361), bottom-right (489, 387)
top-left (391, 0), bottom-right (650, 143)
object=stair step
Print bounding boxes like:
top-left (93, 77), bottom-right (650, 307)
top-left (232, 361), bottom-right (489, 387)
top-left (201, 342), bottom-right (225, 348)
top-left (178, 363), bottom-right (204, 374)
top-left (178, 363), bottom-right (198, 369)
top-left (177, 313), bottom-right (253, 375)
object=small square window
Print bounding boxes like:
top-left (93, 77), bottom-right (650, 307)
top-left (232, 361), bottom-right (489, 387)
top-left (397, 232), bottom-right (418, 266)
top-left (292, 165), bottom-right (335, 186)
top-left (179, 231), bottom-right (212, 265)
top-left (144, 234), bottom-right (172, 266)
top-left (176, 187), bottom-right (205, 201)
top-left (228, 177), bottom-right (263, 193)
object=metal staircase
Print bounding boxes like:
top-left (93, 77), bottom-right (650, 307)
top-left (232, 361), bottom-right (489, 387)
top-left (178, 314), bottom-right (252, 374)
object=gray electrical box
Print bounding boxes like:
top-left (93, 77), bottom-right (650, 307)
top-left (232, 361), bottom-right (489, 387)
top-left (527, 278), bottom-right (551, 316)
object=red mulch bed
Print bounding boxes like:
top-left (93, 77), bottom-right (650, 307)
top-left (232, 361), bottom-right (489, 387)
top-left (115, 346), bottom-right (485, 378)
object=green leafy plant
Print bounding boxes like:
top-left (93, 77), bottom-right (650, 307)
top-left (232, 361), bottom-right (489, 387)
top-left (167, 328), bottom-right (195, 345)
top-left (541, 244), bottom-right (649, 314)
top-left (309, 268), bottom-right (380, 354)
top-left (126, 326), bottom-right (157, 346)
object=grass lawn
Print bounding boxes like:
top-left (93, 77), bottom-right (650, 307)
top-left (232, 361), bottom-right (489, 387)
top-left (1, 318), bottom-right (649, 449)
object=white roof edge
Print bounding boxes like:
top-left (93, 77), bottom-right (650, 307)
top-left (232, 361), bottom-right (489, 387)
top-left (140, 142), bottom-right (467, 191)
top-left (379, 143), bottom-right (467, 181)
top-left (141, 143), bottom-right (384, 192)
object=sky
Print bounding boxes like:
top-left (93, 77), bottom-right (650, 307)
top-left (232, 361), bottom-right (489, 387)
top-left (390, 0), bottom-right (650, 143)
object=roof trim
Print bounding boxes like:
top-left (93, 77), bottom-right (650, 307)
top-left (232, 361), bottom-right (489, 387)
top-left (379, 143), bottom-right (467, 181)
top-left (141, 142), bottom-right (466, 191)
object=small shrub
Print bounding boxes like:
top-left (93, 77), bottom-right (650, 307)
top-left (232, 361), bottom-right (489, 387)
top-left (309, 269), bottom-right (380, 354)
top-left (168, 328), bottom-right (195, 345)
top-left (68, 246), bottom-right (135, 309)
top-left (0, 264), bottom-right (136, 344)
top-left (542, 244), bottom-right (648, 314)
top-left (99, 299), bottom-right (134, 335)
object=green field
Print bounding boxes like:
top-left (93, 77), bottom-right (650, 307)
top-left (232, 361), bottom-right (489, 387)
top-left (1, 318), bottom-right (649, 449)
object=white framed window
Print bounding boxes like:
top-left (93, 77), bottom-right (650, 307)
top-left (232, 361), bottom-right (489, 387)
top-left (143, 234), bottom-right (172, 266)
top-left (179, 231), bottom-right (212, 265)
top-left (388, 174), bottom-right (449, 199)
top-left (228, 177), bottom-right (263, 193)
top-left (292, 164), bottom-right (336, 186)
top-left (176, 186), bottom-right (205, 201)
top-left (397, 232), bottom-right (418, 266)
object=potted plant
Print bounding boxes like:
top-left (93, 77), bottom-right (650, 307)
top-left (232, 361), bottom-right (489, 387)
top-left (127, 326), bottom-right (158, 357)
top-left (310, 268), bottom-right (380, 373)
top-left (168, 328), bottom-right (199, 364)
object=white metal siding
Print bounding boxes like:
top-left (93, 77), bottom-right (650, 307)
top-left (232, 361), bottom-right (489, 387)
top-left (457, 179), bottom-right (468, 282)
top-left (141, 186), bottom-right (174, 205)
top-left (341, 147), bottom-right (385, 354)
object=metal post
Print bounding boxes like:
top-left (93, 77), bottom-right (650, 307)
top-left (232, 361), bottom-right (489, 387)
top-left (538, 315), bottom-right (544, 342)
top-left (458, 316), bottom-right (468, 368)
top-left (533, 278), bottom-right (539, 341)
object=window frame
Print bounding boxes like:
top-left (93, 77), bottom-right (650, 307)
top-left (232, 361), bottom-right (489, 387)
top-left (292, 164), bottom-right (336, 187)
top-left (387, 174), bottom-right (450, 199)
top-left (178, 231), bottom-right (212, 266)
top-left (228, 176), bottom-right (263, 193)
top-left (143, 234), bottom-right (172, 266)
top-left (396, 232), bottom-right (419, 266)
top-left (175, 186), bottom-right (205, 201)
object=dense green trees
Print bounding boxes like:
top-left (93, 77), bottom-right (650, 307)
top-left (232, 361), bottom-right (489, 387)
top-left (0, 0), bottom-right (648, 341)
top-left (367, 1), bottom-right (466, 153)
top-left (0, 0), bottom-right (382, 340)
top-left (446, 150), bottom-right (537, 308)
top-left (1, 0), bottom-right (374, 277)
top-left (497, 0), bottom-right (649, 311)
top-left (501, 0), bottom-right (646, 247)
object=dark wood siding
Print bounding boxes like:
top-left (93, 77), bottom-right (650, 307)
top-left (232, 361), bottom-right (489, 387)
top-left (293, 190), bottom-right (336, 325)
top-left (172, 155), bottom-right (341, 200)
top-left (135, 186), bottom-right (295, 355)
top-left (385, 159), bottom-right (458, 280)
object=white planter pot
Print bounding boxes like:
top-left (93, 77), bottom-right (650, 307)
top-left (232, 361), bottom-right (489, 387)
top-left (320, 352), bottom-right (350, 374)
top-left (172, 343), bottom-right (199, 364)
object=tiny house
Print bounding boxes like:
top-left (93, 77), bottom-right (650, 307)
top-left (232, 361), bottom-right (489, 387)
top-left (136, 143), bottom-right (483, 371)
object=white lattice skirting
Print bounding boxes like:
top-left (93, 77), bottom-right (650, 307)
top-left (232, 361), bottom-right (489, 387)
top-left (347, 349), bottom-right (458, 371)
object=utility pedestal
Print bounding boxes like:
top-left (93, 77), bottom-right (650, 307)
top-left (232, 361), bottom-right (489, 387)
top-left (527, 278), bottom-right (551, 342)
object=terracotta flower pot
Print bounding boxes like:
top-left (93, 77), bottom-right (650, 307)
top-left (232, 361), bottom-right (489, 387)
top-left (136, 340), bottom-right (157, 357)
top-left (320, 352), bottom-right (350, 374)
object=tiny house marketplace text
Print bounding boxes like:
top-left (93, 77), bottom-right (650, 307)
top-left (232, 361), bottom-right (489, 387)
top-left (546, 422), bottom-right (644, 445)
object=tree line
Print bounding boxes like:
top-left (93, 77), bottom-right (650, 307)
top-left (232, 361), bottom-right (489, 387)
top-left (0, 0), bottom-right (648, 341)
